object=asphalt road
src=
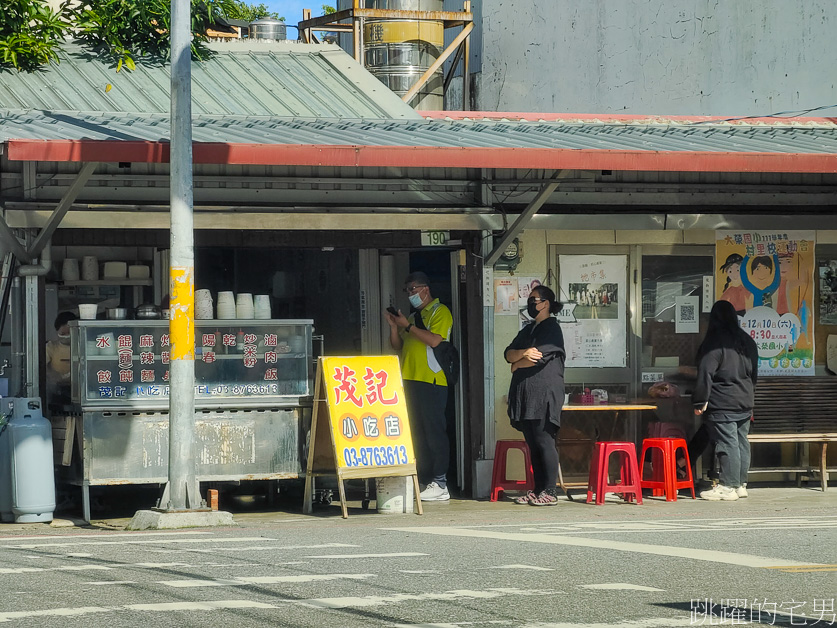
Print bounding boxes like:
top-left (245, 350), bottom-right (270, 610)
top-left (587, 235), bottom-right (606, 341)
top-left (0, 486), bottom-right (834, 627)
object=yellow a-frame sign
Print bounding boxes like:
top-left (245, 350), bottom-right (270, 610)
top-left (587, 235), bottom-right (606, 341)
top-left (303, 356), bottom-right (423, 518)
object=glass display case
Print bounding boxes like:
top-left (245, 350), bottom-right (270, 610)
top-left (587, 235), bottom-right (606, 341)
top-left (70, 320), bottom-right (314, 409)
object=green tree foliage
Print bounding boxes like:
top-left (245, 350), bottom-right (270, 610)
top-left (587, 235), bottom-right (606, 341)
top-left (224, 3), bottom-right (284, 22)
top-left (3, 0), bottom-right (287, 73)
top-left (0, 0), bottom-right (68, 72)
top-left (67, 0), bottom-right (250, 69)
top-left (322, 5), bottom-right (336, 14)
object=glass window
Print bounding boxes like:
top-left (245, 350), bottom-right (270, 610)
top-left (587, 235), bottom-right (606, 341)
top-left (641, 255), bottom-right (713, 369)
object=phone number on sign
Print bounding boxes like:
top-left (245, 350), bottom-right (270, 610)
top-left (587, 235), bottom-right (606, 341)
top-left (343, 445), bottom-right (408, 467)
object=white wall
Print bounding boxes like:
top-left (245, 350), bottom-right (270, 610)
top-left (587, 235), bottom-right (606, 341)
top-left (470, 0), bottom-right (835, 116)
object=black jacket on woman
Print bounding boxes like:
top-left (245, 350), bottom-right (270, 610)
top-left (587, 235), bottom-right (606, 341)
top-left (692, 332), bottom-right (759, 417)
top-left (504, 317), bottom-right (566, 431)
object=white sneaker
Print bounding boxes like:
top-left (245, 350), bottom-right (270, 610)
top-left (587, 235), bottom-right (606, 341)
top-left (700, 485), bottom-right (739, 501)
top-left (736, 485), bottom-right (748, 498)
top-left (419, 482), bottom-right (450, 502)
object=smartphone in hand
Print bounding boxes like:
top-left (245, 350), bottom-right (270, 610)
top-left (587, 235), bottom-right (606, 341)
top-left (386, 306), bottom-right (399, 316)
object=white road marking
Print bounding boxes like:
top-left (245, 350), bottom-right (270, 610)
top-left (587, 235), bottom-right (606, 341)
top-left (65, 553), bottom-right (93, 558)
top-left (579, 583), bottom-right (664, 591)
top-left (491, 565), bottom-right (553, 571)
top-left (2, 536), bottom-right (273, 549)
top-left (147, 543), bottom-right (358, 553)
top-left (0, 565), bottom-right (112, 574)
top-left (84, 581), bottom-right (136, 586)
top-left (386, 527), bottom-right (821, 569)
top-left (399, 570), bottom-right (441, 574)
top-left (126, 600), bottom-right (278, 612)
top-left (300, 588), bottom-right (557, 609)
top-left (0, 589), bottom-right (557, 622)
top-left (305, 552), bottom-right (428, 559)
top-left (517, 619), bottom-right (695, 627)
top-left (0, 606), bottom-right (114, 622)
top-left (158, 574), bottom-right (376, 588)
top-left (393, 622), bottom-right (514, 628)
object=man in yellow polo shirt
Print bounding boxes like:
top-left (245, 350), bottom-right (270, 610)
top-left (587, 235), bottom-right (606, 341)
top-left (385, 271), bottom-right (453, 502)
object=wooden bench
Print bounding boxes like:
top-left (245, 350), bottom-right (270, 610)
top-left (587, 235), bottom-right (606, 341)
top-left (749, 377), bottom-right (837, 491)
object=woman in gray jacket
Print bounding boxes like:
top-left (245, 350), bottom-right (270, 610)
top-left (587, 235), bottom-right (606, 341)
top-left (692, 300), bottom-right (759, 501)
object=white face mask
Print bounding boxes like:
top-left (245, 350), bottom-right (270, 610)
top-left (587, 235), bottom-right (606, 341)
top-left (57, 333), bottom-right (71, 345)
top-left (408, 292), bottom-right (424, 309)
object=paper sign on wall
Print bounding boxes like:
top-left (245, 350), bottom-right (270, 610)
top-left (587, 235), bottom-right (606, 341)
top-left (559, 254), bottom-right (627, 368)
top-left (716, 230), bottom-right (815, 376)
top-left (494, 278), bottom-right (518, 315)
top-left (675, 296), bottom-right (700, 334)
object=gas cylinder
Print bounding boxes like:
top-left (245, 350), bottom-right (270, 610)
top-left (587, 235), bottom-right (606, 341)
top-left (0, 409), bottom-right (13, 522)
top-left (7, 398), bottom-right (55, 523)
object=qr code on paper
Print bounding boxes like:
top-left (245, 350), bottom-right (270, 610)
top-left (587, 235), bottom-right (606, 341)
top-left (680, 304), bottom-right (696, 322)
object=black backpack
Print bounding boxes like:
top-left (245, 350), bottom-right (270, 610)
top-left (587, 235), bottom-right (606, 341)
top-left (413, 304), bottom-right (460, 386)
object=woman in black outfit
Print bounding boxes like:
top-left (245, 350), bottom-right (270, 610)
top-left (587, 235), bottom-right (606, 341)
top-left (504, 285), bottom-right (566, 506)
top-left (692, 300), bottom-right (759, 501)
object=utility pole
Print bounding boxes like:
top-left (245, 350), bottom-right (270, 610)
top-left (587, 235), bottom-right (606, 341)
top-left (162, 0), bottom-right (199, 511)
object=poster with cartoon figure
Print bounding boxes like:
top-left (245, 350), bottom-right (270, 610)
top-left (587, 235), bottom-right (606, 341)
top-left (716, 231), bottom-right (815, 376)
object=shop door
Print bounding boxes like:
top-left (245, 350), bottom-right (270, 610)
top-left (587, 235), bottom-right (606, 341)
top-left (374, 249), bottom-right (464, 491)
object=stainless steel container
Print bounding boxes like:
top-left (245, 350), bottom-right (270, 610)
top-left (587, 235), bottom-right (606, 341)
top-left (107, 308), bottom-right (128, 320)
top-left (135, 304), bottom-right (161, 320)
top-left (363, 0), bottom-right (445, 110)
top-left (249, 18), bottom-right (287, 41)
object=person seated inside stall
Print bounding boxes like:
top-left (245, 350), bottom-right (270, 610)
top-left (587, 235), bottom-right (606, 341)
top-left (45, 312), bottom-right (78, 408)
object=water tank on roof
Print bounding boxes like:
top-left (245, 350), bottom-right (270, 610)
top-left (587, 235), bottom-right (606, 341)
top-left (363, 0), bottom-right (444, 110)
top-left (249, 18), bottom-right (287, 41)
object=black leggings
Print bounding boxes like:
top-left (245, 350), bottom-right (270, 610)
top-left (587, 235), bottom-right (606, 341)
top-left (520, 416), bottom-right (560, 494)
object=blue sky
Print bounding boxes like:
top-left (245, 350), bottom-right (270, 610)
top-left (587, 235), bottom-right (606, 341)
top-left (265, 1), bottom-right (333, 26)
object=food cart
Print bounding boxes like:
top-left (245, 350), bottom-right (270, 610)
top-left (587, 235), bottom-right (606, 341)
top-left (64, 319), bottom-right (314, 521)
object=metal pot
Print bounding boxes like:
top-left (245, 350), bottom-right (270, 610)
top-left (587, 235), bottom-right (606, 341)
top-left (107, 307), bottom-right (128, 320)
top-left (135, 304), bottom-right (161, 320)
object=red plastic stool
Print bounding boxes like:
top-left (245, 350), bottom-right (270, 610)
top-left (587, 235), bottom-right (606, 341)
top-left (490, 440), bottom-right (534, 502)
top-left (639, 437), bottom-right (695, 501)
top-left (586, 441), bottom-right (643, 505)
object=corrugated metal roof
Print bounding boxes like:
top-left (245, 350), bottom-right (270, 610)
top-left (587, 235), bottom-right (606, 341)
top-left (2, 110), bottom-right (837, 154)
top-left (0, 41), bottom-right (419, 119)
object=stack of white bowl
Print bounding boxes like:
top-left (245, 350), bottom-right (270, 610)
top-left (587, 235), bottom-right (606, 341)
top-left (217, 291), bottom-right (236, 319)
top-left (236, 293), bottom-right (254, 319)
top-left (195, 289), bottom-right (214, 319)
top-left (254, 295), bottom-right (271, 320)
top-left (81, 256), bottom-right (98, 281)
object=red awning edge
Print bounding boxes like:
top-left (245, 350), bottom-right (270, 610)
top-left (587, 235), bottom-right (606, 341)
top-left (6, 139), bottom-right (837, 174)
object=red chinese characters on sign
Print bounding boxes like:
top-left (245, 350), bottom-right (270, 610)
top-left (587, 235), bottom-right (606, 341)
top-left (243, 334), bottom-right (257, 345)
top-left (160, 334), bottom-right (170, 347)
top-left (243, 357), bottom-right (257, 368)
top-left (96, 335), bottom-right (111, 350)
top-left (140, 352), bottom-right (154, 365)
top-left (139, 335), bottom-right (154, 348)
top-left (163, 370), bottom-right (169, 382)
top-left (97, 370), bottom-right (112, 384)
top-left (264, 334), bottom-right (278, 347)
top-left (363, 368), bottom-right (398, 405)
top-left (119, 370), bottom-right (133, 383)
top-left (202, 351), bottom-right (216, 363)
top-left (118, 335), bottom-right (132, 349)
top-left (264, 351), bottom-right (278, 364)
top-left (141, 370), bottom-right (155, 383)
top-left (222, 334), bottom-right (236, 347)
top-left (160, 351), bottom-right (170, 365)
top-left (264, 368), bottom-right (278, 381)
top-left (243, 345), bottom-right (257, 358)
top-left (332, 366), bottom-right (363, 407)
top-left (118, 349), bottom-right (133, 369)
top-left (202, 334), bottom-right (216, 347)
